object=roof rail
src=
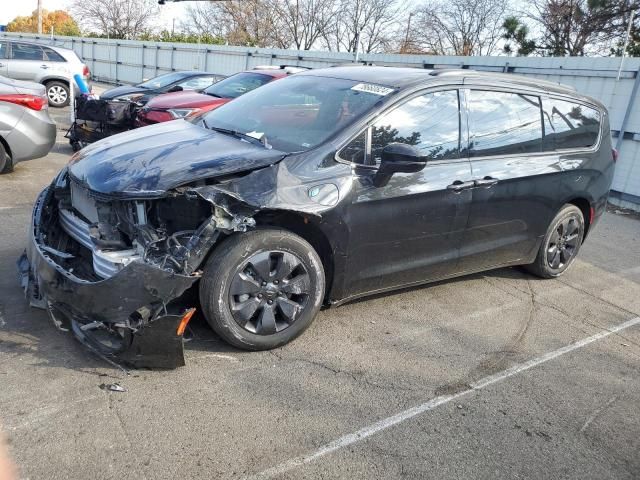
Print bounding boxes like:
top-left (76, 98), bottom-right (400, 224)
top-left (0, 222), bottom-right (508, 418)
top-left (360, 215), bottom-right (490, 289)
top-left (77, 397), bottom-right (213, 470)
top-left (428, 68), bottom-right (466, 76)
top-left (429, 68), bottom-right (576, 91)
top-left (253, 65), bottom-right (311, 74)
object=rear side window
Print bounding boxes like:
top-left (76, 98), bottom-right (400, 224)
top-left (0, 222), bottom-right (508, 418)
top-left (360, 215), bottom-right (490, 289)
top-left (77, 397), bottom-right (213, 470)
top-left (43, 47), bottom-right (66, 62)
top-left (371, 90), bottom-right (461, 163)
top-left (11, 43), bottom-right (44, 61)
top-left (467, 90), bottom-right (542, 157)
top-left (542, 98), bottom-right (600, 150)
top-left (0, 42), bottom-right (7, 59)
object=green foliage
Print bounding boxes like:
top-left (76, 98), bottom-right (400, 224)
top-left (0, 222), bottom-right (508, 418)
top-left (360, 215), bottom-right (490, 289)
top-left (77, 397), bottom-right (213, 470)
top-left (502, 16), bottom-right (537, 56)
top-left (138, 30), bottom-right (226, 45)
top-left (80, 29), bottom-right (225, 44)
top-left (610, 14), bottom-right (640, 57)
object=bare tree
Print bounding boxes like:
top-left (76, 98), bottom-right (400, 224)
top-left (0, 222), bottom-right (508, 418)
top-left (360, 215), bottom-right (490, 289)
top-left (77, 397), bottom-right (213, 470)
top-left (70, 0), bottom-right (159, 39)
top-left (412, 0), bottom-right (508, 56)
top-left (321, 0), bottom-right (403, 53)
top-left (274, 0), bottom-right (340, 50)
top-left (186, 0), bottom-right (290, 48)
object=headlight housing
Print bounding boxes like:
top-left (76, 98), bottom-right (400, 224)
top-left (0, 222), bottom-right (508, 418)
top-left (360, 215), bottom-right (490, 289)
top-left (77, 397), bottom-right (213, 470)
top-left (168, 108), bottom-right (200, 119)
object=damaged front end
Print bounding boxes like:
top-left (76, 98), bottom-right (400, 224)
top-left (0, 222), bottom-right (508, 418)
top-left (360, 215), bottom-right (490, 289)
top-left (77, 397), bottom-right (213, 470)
top-left (18, 168), bottom-right (255, 369)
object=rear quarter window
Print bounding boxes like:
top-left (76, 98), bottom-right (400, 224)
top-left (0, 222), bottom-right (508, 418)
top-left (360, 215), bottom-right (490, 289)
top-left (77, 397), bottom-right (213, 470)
top-left (467, 90), bottom-right (543, 157)
top-left (542, 98), bottom-right (601, 150)
top-left (43, 47), bottom-right (66, 62)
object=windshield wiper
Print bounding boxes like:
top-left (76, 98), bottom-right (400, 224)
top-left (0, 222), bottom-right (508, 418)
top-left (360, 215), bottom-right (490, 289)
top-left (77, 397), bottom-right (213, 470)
top-left (205, 92), bottom-right (221, 98)
top-left (206, 125), bottom-right (270, 148)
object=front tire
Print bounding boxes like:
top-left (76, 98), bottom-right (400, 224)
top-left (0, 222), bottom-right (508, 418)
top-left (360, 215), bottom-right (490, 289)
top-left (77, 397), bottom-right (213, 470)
top-left (199, 229), bottom-right (325, 350)
top-left (525, 204), bottom-right (585, 278)
top-left (0, 141), bottom-right (12, 174)
top-left (46, 81), bottom-right (70, 107)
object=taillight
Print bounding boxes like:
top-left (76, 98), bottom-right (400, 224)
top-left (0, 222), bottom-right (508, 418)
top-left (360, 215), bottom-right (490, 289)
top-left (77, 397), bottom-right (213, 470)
top-left (0, 94), bottom-right (46, 111)
top-left (83, 65), bottom-right (90, 77)
top-left (612, 148), bottom-right (618, 163)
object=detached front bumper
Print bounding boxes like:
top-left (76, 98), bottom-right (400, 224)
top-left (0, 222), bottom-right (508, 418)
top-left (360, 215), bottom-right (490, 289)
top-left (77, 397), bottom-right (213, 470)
top-left (18, 187), bottom-right (200, 369)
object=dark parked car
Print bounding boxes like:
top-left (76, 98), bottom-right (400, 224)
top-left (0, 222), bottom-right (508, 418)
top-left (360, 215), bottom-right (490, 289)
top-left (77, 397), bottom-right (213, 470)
top-left (135, 66), bottom-right (303, 126)
top-left (100, 71), bottom-right (225, 105)
top-left (19, 67), bottom-right (614, 368)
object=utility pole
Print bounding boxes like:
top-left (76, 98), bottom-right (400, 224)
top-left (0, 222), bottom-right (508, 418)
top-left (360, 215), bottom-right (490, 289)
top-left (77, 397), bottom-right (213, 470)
top-left (354, 30), bottom-right (360, 63)
top-left (617, 9), bottom-right (636, 81)
top-left (401, 13), bottom-right (414, 54)
top-left (37, 0), bottom-right (43, 34)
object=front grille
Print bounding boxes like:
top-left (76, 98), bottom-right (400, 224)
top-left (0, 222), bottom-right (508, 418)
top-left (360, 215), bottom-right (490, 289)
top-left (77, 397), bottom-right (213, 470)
top-left (59, 207), bottom-right (140, 279)
top-left (59, 208), bottom-right (93, 249)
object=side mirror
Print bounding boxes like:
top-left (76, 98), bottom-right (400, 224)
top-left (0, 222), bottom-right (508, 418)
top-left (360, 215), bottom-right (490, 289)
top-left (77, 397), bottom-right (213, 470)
top-left (374, 143), bottom-right (427, 187)
top-left (167, 85), bottom-right (184, 93)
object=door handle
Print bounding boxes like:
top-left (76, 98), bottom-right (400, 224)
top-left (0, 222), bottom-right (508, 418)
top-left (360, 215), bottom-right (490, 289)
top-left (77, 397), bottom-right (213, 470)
top-left (40, 65), bottom-right (49, 69)
top-left (447, 180), bottom-right (475, 192)
top-left (474, 176), bottom-right (499, 187)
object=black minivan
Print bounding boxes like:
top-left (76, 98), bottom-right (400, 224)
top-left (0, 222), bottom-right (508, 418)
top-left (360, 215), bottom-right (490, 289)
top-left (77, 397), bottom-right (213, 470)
top-left (20, 67), bottom-right (614, 367)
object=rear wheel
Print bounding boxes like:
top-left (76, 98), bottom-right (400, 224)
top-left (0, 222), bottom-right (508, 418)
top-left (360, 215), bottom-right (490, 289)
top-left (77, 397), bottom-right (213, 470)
top-left (525, 204), bottom-right (585, 278)
top-left (199, 229), bottom-right (325, 350)
top-left (46, 80), bottom-right (70, 107)
top-left (0, 142), bottom-right (12, 174)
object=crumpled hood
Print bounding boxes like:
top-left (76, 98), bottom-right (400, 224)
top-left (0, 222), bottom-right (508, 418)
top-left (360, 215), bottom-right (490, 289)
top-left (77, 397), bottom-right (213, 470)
top-left (68, 120), bottom-right (286, 197)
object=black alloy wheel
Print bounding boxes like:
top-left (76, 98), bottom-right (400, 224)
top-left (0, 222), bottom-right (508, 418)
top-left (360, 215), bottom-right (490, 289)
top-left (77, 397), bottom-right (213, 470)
top-left (526, 204), bottom-right (585, 278)
top-left (546, 216), bottom-right (581, 270)
top-left (199, 228), bottom-right (325, 350)
top-left (229, 250), bottom-right (311, 335)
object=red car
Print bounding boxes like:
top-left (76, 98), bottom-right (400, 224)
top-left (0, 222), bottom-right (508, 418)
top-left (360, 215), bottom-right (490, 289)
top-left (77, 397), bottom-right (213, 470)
top-left (135, 67), bottom-right (305, 126)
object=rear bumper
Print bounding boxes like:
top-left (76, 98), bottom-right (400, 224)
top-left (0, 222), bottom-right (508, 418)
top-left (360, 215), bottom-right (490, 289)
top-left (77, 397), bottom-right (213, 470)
top-left (7, 110), bottom-right (56, 163)
top-left (18, 186), bottom-right (199, 368)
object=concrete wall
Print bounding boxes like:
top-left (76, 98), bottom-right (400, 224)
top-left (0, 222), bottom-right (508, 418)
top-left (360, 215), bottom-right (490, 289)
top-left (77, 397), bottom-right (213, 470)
top-left (3, 32), bottom-right (639, 209)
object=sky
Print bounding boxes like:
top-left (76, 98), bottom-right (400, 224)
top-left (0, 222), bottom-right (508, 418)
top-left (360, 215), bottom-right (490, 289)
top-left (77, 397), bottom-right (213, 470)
top-left (0, 0), bottom-right (190, 30)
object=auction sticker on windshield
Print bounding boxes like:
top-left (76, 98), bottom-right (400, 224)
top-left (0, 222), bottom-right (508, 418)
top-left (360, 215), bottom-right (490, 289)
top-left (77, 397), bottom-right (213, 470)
top-left (351, 83), bottom-right (394, 96)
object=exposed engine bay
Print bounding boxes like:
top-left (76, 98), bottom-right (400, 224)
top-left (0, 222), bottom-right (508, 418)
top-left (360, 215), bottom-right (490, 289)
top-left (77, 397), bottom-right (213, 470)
top-left (55, 171), bottom-right (255, 281)
top-left (18, 168), bottom-right (260, 369)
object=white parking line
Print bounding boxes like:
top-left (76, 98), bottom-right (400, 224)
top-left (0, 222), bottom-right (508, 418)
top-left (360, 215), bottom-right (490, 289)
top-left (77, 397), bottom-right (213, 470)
top-left (247, 316), bottom-right (640, 480)
top-left (191, 353), bottom-right (239, 362)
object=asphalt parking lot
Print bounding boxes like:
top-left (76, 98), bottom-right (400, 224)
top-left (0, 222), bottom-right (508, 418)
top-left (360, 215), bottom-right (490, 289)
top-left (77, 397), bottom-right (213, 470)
top-left (1, 99), bottom-right (640, 480)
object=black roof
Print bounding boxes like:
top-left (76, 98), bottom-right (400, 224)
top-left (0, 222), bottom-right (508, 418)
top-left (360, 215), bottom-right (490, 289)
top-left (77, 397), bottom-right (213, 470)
top-left (302, 66), bottom-right (435, 89)
top-left (301, 65), bottom-right (600, 106)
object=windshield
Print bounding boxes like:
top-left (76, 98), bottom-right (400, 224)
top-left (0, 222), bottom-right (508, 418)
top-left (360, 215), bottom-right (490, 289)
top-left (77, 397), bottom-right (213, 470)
top-left (200, 76), bottom-right (388, 153)
top-left (138, 72), bottom-right (190, 89)
top-left (203, 72), bottom-right (273, 99)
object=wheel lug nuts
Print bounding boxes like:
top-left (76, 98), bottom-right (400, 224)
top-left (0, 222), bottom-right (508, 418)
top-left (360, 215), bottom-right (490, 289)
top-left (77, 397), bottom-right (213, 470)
top-left (267, 300), bottom-right (273, 305)
top-left (257, 294), bottom-right (263, 299)
top-left (274, 280), bottom-right (279, 284)
top-left (262, 282), bottom-right (267, 286)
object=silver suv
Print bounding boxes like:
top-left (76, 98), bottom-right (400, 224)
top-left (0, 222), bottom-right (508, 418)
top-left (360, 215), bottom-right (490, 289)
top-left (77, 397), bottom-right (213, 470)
top-left (0, 39), bottom-right (91, 108)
